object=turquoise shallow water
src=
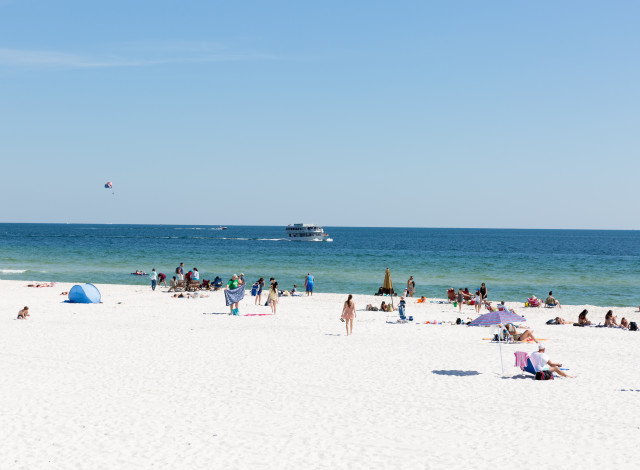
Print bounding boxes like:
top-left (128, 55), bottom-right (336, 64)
top-left (1, 224), bottom-right (639, 307)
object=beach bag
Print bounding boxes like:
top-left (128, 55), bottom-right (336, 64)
top-left (630, 322), bottom-right (638, 331)
top-left (535, 371), bottom-right (554, 381)
top-left (546, 319), bottom-right (557, 325)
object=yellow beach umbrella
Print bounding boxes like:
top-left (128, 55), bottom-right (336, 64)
top-left (383, 268), bottom-right (395, 308)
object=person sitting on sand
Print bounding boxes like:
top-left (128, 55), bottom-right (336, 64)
top-left (168, 276), bottom-right (178, 292)
top-left (529, 344), bottom-right (574, 378)
top-left (604, 310), bottom-right (619, 327)
top-left (620, 317), bottom-right (629, 329)
top-left (504, 323), bottom-right (538, 343)
top-left (17, 306), bottom-right (29, 319)
top-left (545, 291), bottom-right (561, 308)
top-left (577, 309), bottom-right (591, 325)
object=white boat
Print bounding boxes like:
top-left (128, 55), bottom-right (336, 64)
top-left (286, 224), bottom-right (331, 241)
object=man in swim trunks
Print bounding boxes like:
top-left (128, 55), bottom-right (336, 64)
top-left (305, 273), bottom-right (314, 296)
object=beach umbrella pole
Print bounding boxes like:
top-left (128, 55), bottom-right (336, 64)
top-left (498, 329), bottom-right (504, 375)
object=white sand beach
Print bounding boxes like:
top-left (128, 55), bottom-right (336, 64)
top-left (2, 280), bottom-right (640, 469)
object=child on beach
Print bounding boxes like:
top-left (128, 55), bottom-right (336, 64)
top-left (457, 288), bottom-right (463, 312)
top-left (17, 306), bottom-right (29, 319)
top-left (168, 276), bottom-right (178, 292)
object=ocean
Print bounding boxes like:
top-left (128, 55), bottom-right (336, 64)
top-left (0, 223), bottom-right (638, 307)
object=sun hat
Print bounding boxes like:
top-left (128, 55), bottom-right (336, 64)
top-left (538, 344), bottom-right (546, 351)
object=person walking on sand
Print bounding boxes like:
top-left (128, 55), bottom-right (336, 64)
top-left (17, 306), bottom-right (29, 319)
top-left (457, 288), bottom-right (463, 313)
top-left (305, 273), bottom-right (314, 296)
top-left (341, 294), bottom-right (356, 335)
top-left (150, 269), bottom-right (157, 291)
top-left (269, 281), bottom-right (279, 314)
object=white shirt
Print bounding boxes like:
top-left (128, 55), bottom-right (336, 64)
top-left (530, 352), bottom-right (550, 372)
top-left (474, 294), bottom-right (481, 303)
top-left (192, 271), bottom-right (199, 280)
top-left (150, 271), bottom-right (157, 281)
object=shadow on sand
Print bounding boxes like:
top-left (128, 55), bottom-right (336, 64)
top-left (432, 370), bottom-right (480, 377)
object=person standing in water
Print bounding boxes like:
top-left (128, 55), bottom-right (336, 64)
top-left (341, 294), bottom-right (356, 335)
top-left (305, 273), bottom-right (315, 296)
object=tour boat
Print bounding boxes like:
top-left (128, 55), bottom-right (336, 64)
top-left (285, 224), bottom-right (332, 242)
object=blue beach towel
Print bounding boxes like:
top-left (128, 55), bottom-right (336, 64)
top-left (224, 284), bottom-right (246, 306)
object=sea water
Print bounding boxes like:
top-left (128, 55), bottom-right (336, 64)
top-left (0, 224), bottom-right (638, 307)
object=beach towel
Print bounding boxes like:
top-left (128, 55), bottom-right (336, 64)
top-left (224, 284), bottom-right (245, 306)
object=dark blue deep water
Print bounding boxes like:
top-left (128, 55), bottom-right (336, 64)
top-left (1, 224), bottom-right (639, 306)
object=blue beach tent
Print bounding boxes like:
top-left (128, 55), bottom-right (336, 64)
top-left (68, 283), bottom-right (101, 304)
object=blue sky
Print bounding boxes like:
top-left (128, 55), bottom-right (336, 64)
top-left (1, 1), bottom-right (638, 228)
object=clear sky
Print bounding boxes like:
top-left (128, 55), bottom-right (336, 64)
top-left (1, 1), bottom-right (638, 229)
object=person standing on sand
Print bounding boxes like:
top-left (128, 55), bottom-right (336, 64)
top-left (255, 277), bottom-right (265, 305)
top-left (178, 263), bottom-right (185, 280)
top-left (457, 288), bottom-right (463, 313)
top-left (407, 276), bottom-right (415, 298)
top-left (269, 281), bottom-right (279, 314)
top-left (341, 294), bottom-right (356, 335)
top-left (474, 290), bottom-right (482, 313)
top-left (305, 273), bottom-right (314, 296)
top-left (158, 272), bottom-right (167, 287)
top-left (150, 269), bottom-right (157, 291)
top-left (226, 274), bottom-right (243, 315)
top-left (480, 283), bottom-right (487, 301)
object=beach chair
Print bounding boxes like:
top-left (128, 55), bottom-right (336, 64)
top-left (513, 351), bottom-right (536, 375)
top-left (514, 351), bottom-right (536, 376)
top-left (187, 280), bottom-right (200, 291)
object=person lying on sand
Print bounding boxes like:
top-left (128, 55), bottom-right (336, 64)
top-left (504, 323), bottom-right (538, 343)
top-left (604, 310), bottom-right (619, 327)
top-left (620, 317), bottom-right (629, 329)
top-left (60, 291), bottom-right (68, 295)
top-left (553, 317), bottom-right (571, 325)
top-left (17, 306), bottom-right (29, 319)
top-left (27, 282), bottom-right (54, 288)
top-left (530, 344), bottom-right (574, 378)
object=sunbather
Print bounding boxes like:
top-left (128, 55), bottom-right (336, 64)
top-left (553, 317), bottom-right (571, 325)
top-left (604, 310), bottom-right (619, 327)
top-left (577, 309), bottom-right (591, 326)
top-left (545, 291), bottom-right (561, 308)
top-left (504, 323), bottom-right (538, 343)
top-left (529, 344), bottom-right (574, 378)
top-left (620, 317), bottom-right (629, 329)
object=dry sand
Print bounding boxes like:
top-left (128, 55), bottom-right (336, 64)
top-left (1, 280), bottom-right (640, 469)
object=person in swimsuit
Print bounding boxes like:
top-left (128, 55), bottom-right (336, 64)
top-left (504, 323), bottom-right (538, 343)
top-left (457, 288), bottom-right (463, 313)
top-left (604, 310), bottom-right (619, 327)
top-left (545, 291), bottom-right (561, 308)
top-left (305, 273), bottom-right (314, 296)
top-left (226, 274), bottom-right (242, 314)
top-left (269, 282), bottom-right (279, 314)
top-left (407, 276), bottom-right (415, 298)
top-left (479, 283), bottom-right (487, 301)
top-left (577, 309), bottom-right (591, 325)
top-left (17, 306), bottom-right (29, 319)
top-left (620, 317), bottom-right (629, 329)
top-left (341, 294), bottom-right (356, 335)
top-left (474, 290), bottom-right (482, 313)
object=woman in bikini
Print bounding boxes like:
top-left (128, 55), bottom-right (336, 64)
top-left (504, 323), bottom-right (538, 343)
top-left (604, 310), bottom-right (619, 327)
top-left (341, 294), bottom-right (356, 336)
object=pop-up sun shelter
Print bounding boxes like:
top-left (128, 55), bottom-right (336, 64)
top-left (68, 283), bottom-right (101, 303)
